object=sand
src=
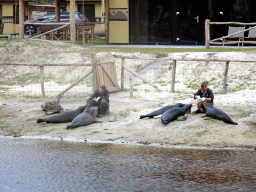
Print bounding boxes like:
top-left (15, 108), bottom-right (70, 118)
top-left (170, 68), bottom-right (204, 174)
top-left (0, 39), bottom-right (256, 149)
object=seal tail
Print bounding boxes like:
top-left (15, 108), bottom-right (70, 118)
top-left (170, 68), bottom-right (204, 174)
top-left (140, 115), bottom-right (146, 119)
top-left (232, 121), bottom-right (238, 125)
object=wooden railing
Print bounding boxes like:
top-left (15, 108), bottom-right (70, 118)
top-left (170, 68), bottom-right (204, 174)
top-left (205, 19), bottom-right (256, 48)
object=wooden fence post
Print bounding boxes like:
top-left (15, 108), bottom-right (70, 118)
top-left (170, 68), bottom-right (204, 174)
top-left (205, 19), bottom-right (210, 48)
top-left (223, 62), bottom-right (229, 94)
top-left (129, 77), bottom-right (133, 98)
top-left (171, 60), bottom-right (176, 93)
top-left (40, 66), bottom-right (45, 97)
top-left (91, 53), bottom-right (97, 92)
top-left (121, 57), bottom-right (125, 90)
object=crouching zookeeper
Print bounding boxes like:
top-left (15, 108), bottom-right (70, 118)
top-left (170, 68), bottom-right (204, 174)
top-left (87, 85), bottom-right (110, 116)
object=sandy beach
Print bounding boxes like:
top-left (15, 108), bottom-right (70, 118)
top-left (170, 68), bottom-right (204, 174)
top-left (0, 39), bottom-right (256, 149)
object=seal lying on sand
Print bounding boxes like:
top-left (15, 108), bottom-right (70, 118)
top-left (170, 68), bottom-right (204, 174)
top-left (140, 103), bottom-right (185, 119)
top-left (37, 106), bottom-right (86, 124)
top-left (161, 104), bottom-right (192, 125)
top-left (67, 107), bottom-right (102, 130)
top-left (37, 100), bottom-right (93, 124)
top-left (201, 103), bottom-right (238, 125)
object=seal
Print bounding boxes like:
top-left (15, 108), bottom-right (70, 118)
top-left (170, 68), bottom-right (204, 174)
top-left (67, 107), bottom-right (102, 129)
top-left (140, 103), bottom-right (185, 119)
top-left (201, 103), bottom-right (238, 125)
top-left (37, 100), bottom-right (93, 124)
top-left (161, 104), bottom-right (192, 125)
top-left (37, 106), bottom-right (86, 124)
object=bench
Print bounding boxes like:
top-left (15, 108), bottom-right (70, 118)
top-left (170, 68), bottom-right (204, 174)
top-left (0, 35), bottom-right (8, 40)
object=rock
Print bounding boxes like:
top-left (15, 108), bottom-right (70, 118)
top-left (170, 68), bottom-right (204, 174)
top-left (109, 116), bottom-right (116, 122)
top-left (246, 114), bottom-right (256, 125)
top-left (177, 116), bottom-right (187, 121)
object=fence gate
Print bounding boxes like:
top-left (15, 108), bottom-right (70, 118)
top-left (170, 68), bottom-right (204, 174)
top-left (95, 56), bottom-right (120, 92)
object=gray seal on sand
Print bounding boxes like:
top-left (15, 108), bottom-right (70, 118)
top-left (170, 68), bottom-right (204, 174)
top-left (161, 104), bottom-right (192, 125)
top-left (67, 107), bottom-right (102, 130)
top-left (201, 103), bottom-right (238, 125)
top-left (37, 100), bottom-right (93, 124)
top-left (140, 103), bottom-right (185, 119)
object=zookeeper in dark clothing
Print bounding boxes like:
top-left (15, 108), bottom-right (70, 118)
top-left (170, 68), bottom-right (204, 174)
top-left (193, 81), bottom-right (214, 114)
top-left (87, 85), bottom-right (110, 116)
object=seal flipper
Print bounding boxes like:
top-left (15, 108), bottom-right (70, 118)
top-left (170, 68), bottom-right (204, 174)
top-left (224, 119), bottom-right (238, 125)
top-left (201, 115), bottom-right (207, 118)
top-left (37, 119), bottom-right (45, 123)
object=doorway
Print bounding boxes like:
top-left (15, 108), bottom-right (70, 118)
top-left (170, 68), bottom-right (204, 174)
top-left (129, 0), bottom-right (208, 45)
top-left (78, 4), bottom-right (95, 22)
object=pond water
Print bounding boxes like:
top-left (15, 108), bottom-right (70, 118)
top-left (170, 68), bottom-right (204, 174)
top-left (1, 137), bottom-right (256, 191)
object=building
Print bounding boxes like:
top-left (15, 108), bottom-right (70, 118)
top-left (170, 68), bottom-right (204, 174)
top-left (127, 0), bottom-right (256, 45)
top-left (14, 0), bottom-right (256, 45)
top-left (65, 0), bottom-right (104, 32)
top-left (0, 0), bottom-right (31, 34)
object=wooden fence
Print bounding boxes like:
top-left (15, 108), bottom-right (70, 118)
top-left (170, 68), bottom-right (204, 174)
top-left (205, 19), bottom-right (256, 48)
top-left (0, 53), bottom-right (118, 101)
top-left (1, 54), bottom-right (256, 99)
top-left (114, 55), bottom-right (256, 97)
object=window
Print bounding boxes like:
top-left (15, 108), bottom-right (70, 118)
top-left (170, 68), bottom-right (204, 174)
top-left (13, 5), bottom-right (19, 24)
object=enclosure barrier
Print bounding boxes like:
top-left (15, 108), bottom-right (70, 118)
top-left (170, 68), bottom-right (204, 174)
top-left (1, 55), bottom-right (255, 99)
top-left (0, 53), bottom-right (111, 101)
top-left (114, 55), bottom-right (256, 97)
top-left (205, 19), bottom-right (256, 48)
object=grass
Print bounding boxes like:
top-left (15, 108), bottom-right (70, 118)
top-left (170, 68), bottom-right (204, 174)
top-left (86, 46), bottom-right (256, 55)
top-left (0, 87), bottom-right (10, 91)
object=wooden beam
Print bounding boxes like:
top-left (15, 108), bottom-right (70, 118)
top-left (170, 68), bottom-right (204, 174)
top-left (70, 0), bottom-right (76, 43)
top-left (56, 70), bottom-right (93, 102)
top-left (205, 19), bottom-right (210, 48)
top-left (171, 60), bottom-right (176, 93)
top-left (211, 25), bottom-right (256, 43)
top-left (121, 57), bottom-right (125, 90)
top-left (223, 62), bottom-right (229, 94)
top-left (30, 24), bottom-right (69, 39)
top-left (124, 66), bottom-right (162, 92)
top-left (55, 0), bottom-right (60, 22)
top-left (101, 0), bottom-right (105, 30)
top-left (91, 53), bottom-right (97, 92)
top-left (40, 66), bottom-right (45, 97)
top-left (129, 77), bottom-right (133, 98)
top-left (19, 0), bottom-right (25, 39)
top-left (105, 0), bottom-right (109, 43)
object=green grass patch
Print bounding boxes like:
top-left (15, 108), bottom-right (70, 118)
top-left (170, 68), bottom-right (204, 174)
top-left (0, 87), bottom-right (10, 91)
top-left (22, 95), bottom-right (42, 99)
top-left (86, 47), bottom-right (256, 54)
top-left (196, 129), bottom-right (209, 137)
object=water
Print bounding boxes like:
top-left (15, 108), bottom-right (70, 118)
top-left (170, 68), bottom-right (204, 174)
top-left (1, 138), bottom-right (256, 192)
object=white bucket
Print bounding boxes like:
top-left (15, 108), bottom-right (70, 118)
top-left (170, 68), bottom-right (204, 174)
top-left (91, 106), bottom-right (99, 118)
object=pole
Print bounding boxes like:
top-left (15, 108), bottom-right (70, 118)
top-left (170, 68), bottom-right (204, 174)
top-left (223, 62), bottom-right (229, 94)
top-left (205, 19), bottom-right (210, 48)
top-left (70, 0), bottom-right (76, 43)
top-left (171, 60), bottom-right (176, 93)
top-left (121, 57), bottom-right (125, 90)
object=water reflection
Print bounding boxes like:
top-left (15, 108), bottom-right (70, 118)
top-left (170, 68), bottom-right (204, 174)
top-left (0, 138), bottom-right (255, 191)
